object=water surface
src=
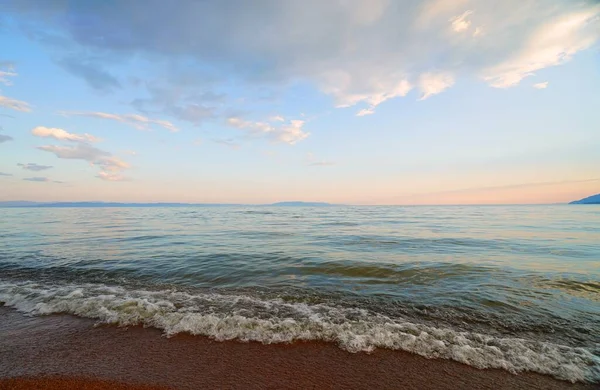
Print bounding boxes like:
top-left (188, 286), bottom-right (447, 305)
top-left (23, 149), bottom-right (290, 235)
top-left (1, 205), bottom-right (599, 382)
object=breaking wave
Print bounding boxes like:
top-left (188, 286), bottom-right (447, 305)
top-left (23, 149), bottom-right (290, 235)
top-left (1, 279), bottom-right (598, 383)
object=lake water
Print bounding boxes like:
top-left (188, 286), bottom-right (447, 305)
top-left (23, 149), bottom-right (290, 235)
top-left (0, 205), bottom-right (598, 382)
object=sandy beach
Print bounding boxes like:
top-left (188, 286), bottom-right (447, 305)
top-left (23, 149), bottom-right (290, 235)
top-left (0, 307), bottom-right (595, 390)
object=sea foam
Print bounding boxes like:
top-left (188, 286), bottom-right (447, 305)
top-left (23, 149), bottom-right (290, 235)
top-left (0, 279), bottom-right (598, 383)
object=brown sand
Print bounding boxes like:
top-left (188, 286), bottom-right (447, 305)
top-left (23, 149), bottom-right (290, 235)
top-left (0, 307), bottom-right (595, 390)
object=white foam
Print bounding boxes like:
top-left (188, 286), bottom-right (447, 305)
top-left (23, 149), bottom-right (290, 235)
top-left (0, 280), bottom-right (598, 383)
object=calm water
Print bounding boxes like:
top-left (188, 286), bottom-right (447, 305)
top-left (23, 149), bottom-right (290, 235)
top-left (1, 205), bottom-right (599, 382)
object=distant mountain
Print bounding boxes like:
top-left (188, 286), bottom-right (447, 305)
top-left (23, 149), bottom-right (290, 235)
top-left (0, 201), bottom-right (335, 208)
top-left (0, 201), bottom-right (41, 207)
top-left (269, 201), bottom-right (333, 207)
top-left (0, 201), bottom-right (237, 208)
top-left (570, 194), bottom-right (600, 204)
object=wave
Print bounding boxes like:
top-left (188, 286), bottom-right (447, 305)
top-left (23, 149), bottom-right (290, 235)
top-left (0, 279), bottom-right (598, 383)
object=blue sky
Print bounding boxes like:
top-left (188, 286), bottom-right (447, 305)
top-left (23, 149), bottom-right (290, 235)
top-left (1, 0), bottom-right (599, 204)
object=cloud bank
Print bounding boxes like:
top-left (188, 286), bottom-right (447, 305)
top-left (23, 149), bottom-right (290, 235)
top-left (4, 0), bottom-right (597, 121)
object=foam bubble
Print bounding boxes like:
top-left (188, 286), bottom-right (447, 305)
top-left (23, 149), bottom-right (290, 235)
top-left (0, 279), bottom-right (598, 383)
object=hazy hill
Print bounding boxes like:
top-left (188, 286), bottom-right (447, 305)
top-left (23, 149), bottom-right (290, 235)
top-left (570, 194), bottom-right (600, 204)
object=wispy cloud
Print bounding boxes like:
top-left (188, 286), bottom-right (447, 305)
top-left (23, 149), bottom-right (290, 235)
top-left (0, 172), bottom-right (12, 176)
top-left (18, 163), bottom-right (53, 171)
top-left (533, 81), bottom-right (549, 89)
top-left (0, 62), bottom-right (17, 86)
top-left (31, 126), bottom-right (99, 143)
top-left (419, 72), bottom-right (455, 100)
top-left (96, 171), bottom-right (130, 182)
top-left (212, 138), bottom-right (240, 149)
top-left (483, 9), bottom-right (599, 88)
top-left (23, 176), bottom-right (63, 183)
top-left (0, 134), bottom-right (14, 143)
top-left (450, 10), bottom-right (473, 32)
top-left (0, 70), bottom-right (17, 86)
top-left (60, 111), bottom-right (178, 132)
top-left (57, 56), bottom-right (121, 92)
top-left (37, 143), bottom-right (131, 181)
top-left (227, 116), bottom-right (309, 145)
top-left (356, 107), bottom-right (375, 117)
top-left (0, 96), bottom-right (32, 112)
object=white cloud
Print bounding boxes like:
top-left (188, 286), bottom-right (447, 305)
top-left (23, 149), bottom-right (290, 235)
top-left (32, 126), bottom-right (99, 143)
top-left (533, 81), bottom-right (549, 89)
top-left (97, 171), bottom-right (130, 182)
top-left (0, 95), bottom-right (31, 112)
top-left (60, 111), bottom-right (178, 132)
top-left (356, 107), bottom-right (376, 117)
top-left (419, 72), bottom-right (455, 100)
top-left (227, 116), bottom-right (309, 145)
top-left (450, 10), bottom-right (473, 32)
top-left (319, 71), bottom-right (412, 110)
top-left (483, 9), bottom-right (599, 88)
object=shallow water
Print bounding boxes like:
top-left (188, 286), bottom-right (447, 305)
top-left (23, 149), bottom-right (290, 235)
top-left (0, 205), bottom-right (599, 382)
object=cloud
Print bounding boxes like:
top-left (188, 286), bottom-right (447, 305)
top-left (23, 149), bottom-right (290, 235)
top-left (38, 143), bottom-right (109, 161)
top-left (18, 163), bottom-right (53, 171)
top-left (227, 116), bottom-right (309, 145)
top-left (96, 171), bottom-right (130, 182)
top-left (0, 134), bottom-right (13, 143)
top-left (482, 9), bottom-right (599, 88)
top-left (57, 56), bottom-right (121, 92)
top-left (269, 115), bottom-right (285, 122)
top-left (212, 138), bottom-right (240, 149)
top-left (31, 126), bottom-right (99, 143)
top-left (0, 95), bottom-right (32, 112)
top-left (37, 143), bottom-right (131, 180)
top-left (0, 70), bottom-right (17, 86)
top-left (0, 172), bottom-right (12, 176)
top-left (131, 84), bottom-right (219, 125)
top-left (450, 10), bottom-right (473, 32)
top-left (419, 72), bottom-right (455, 100)
top-left (61, 111), bottom-right (178, 132)
top-left (0, 62), bottom-right (17, 86)
top-left (533, 81), bottom-right (549, 89)
top-left (23, 177), bottom-right (48, 182)
top-left (356, 107), bottom-right (376, 117)
top-left (6, 0), bottom-right (600, 115)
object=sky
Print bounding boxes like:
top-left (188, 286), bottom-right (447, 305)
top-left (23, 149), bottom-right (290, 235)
top-left (1, 0), bottom-right (599, 205)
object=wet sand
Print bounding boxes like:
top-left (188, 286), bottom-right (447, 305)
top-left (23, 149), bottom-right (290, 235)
top-left (0, 307), bottom-right (595, 390)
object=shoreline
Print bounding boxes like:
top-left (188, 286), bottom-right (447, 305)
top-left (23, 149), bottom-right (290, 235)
top-left (0, 307), bottom-right (595, 390)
